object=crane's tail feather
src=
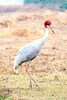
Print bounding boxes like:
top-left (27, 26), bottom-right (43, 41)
top-left (13, 60), bottom-right (19, 74)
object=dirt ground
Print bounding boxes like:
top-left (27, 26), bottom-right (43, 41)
top-left (0, 7), bottom-right (67, 100)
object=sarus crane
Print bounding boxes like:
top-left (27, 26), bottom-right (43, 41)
top-left (13, 20), bottom-right (54, 88)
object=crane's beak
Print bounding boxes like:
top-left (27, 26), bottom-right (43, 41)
top-left (49, 26), bottom-right (54, 34)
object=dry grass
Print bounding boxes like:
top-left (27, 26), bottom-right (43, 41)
top-left (0, 7), bottom-right (67, 100)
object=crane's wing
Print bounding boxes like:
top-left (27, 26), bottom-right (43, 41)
top-left (14, 39), bottom-right (42, 65)
top-left (15, 44), bottom-right (40, 64)
top-left (18, 44), bottom-right (39, 56)
top-left (17, 38), bottom-right (42, 55)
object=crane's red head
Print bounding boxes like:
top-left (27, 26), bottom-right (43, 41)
top-left (44, 20), bottom-right (51, 28)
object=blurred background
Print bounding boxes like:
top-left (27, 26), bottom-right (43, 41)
top-left (0, 0), bottom-right (67, 100)
top-left (0, 0), bottom-right (67, 11)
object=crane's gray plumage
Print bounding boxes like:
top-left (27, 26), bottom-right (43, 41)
top-left (14, 29), bottom-right (48, 70)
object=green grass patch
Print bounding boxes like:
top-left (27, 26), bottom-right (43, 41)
top-left (0, 94), bottom-right (11, 100)
top-left (0, 72), bottom-right (67, 100)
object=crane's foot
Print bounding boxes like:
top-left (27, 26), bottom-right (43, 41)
top-left (31, 78), bottom-right (40, 88)
top-left (29, 78), bottom-right (40, 89)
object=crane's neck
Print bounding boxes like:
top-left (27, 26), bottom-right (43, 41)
top-left (36, 28), bottom-right (49, 49)
top-left (40, 28), bottom-right (48, 45)
top-left (43, 28), bottom-right (48, 40)
top-left (33, 28), bottom-right (49, 49)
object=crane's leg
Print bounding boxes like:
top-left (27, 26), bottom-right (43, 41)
top-left (25, 63), bottom-right (39, 89)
